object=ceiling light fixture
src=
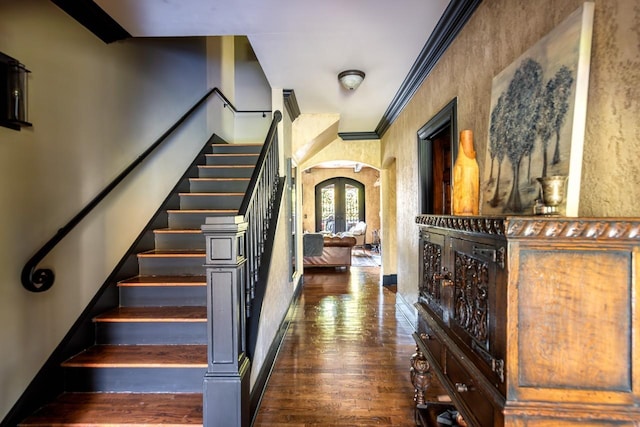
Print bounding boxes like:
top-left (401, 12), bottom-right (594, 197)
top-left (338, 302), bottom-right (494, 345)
top-left (338, 69), bottom-right (365, 91)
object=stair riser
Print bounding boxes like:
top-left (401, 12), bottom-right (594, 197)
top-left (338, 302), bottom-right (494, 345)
top-left (189, 179), bottom-right (249, 193)
top-left (211, 144), bottom-right (262, 154)
top-left (205, 154), bottom-right (258, 165)
top-left (138, 257), bottom-right (205, 276)
top-left (198, 166), bottom-right (254, 178)
top-left (96, 322), bottom-right (207, 345)
top-left (168, 212), bottom-right (233, 229)
top-left (155, 232), bottom-right (204, 250)
top-left (120, 286), bottom-right (206, 307)
top-left (64, 367), bottom-right (206, 392)
top-left (180, 194), bottom-right (243, 210)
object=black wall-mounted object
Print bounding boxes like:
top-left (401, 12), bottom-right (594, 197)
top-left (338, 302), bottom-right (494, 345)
top-left (0, 51), bottom-right (32, 131)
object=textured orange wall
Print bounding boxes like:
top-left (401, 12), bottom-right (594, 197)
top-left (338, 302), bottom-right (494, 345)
top-left (382, 0), bottom-right (640, 302)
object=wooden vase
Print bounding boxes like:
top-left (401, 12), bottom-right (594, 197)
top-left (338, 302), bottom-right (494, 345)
top-left (452, 130), bottom-right (479, 215)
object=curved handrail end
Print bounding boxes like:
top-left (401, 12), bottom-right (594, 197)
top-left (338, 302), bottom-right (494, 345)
top-left (21, 263), bottom-right (54, 293)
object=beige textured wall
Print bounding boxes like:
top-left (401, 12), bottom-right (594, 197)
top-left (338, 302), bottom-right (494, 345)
top-left (382, 0), bottom-right (640, 303)
top-left (301, 167), bottom-right (381, 244)
top-left (250, 94), bottom-right (299, 388)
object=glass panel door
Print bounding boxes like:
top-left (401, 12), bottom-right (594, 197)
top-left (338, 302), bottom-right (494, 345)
top-left (315, 177), bottom-right (365, 233)
top-left (320, 183), bottom-right (336, 233)
top-left (344, 183), bottom-right (360, 231)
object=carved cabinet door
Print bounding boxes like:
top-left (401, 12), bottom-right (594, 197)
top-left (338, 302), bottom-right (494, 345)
top-left (418, 229), bottom-right (448, 319)
top-left (448, 236), bottom-right (507, 391)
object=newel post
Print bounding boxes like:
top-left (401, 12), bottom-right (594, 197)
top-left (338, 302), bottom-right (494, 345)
top-left (201, 215), bottom-right (250, 427)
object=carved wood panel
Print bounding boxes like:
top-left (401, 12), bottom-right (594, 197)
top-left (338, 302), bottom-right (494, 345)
top-left (453, 251), bottom-right (489, 347)
top-left (420, 241), bottom-right (442, 303)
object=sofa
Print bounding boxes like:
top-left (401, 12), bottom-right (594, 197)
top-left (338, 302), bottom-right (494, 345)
top-left (302, 234), bottom-right (356, 269)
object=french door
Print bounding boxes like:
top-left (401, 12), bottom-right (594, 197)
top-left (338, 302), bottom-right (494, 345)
top-left (315, 177), bottom-right (365, 233)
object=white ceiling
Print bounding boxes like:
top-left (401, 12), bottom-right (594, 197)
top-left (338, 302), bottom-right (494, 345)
top-left (94, 0), bottom-right (451, 134)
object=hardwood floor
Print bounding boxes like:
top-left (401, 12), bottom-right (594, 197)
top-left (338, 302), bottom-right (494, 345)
top-left (19, 265), bottom-right (442, 426)
top-left (254, 266), bottom-right (433, 426)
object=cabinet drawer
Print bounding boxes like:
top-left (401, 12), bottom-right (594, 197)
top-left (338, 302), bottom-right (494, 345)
top-left (417, 316), bottom-right (443, 369)
top-left (445, 350), bottom-right (495, 427)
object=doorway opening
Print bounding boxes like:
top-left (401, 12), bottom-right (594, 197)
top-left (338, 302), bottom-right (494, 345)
top-left (417, 98), bottom-right (458, 214)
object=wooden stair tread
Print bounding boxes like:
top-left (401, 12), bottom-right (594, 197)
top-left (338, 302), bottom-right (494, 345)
top-left (197, 165), bottom-right (253, 168)
top-left (118, 276), bottom-right (206, 287)
top-left (94, 306), bottom-right (206, 322)
top-left (137, 250), bottom-right (205, 257)
top-left (19, 392), bottom-right (202, 426)
top-left (205, 153), bottom-right (258, 157)
top-left (189, 177), bottom-right (249, 181)
top-left (62, 345), bottom-right (207, 368)
top-left (213, 142), bottom-right (261, 146)
top-left (178, 192), bottom-right (245, 196)
top-left (153, 228), bottom-right (202, 234)
top-left (166, 209), bottom-right (237, 213)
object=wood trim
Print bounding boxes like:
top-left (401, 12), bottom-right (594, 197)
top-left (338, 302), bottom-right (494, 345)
top-left (375, 0), bottom-right (482, 138)
top-left (416, 214), bottom-right (640, 242)
top-left (338, 0), bottom-right (481, 141)
top-left (51, 0), bottom-right (131, 43)
top-left (416, 214), bottom-right (506, 236)
top-left (249, 273), bottom-right (304, 424)
top-left (283, 89), bottom-right (300, 121)
top-left (505, 218), bottom-right (640, 241)
top-left (338, 131), bottom-right (381, 141)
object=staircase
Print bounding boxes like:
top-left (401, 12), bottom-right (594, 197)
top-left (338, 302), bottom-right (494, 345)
top-left (19, 143), bottom-right (262, 426)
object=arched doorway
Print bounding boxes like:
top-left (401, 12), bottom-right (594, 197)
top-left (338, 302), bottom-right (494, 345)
top-left (315, 177), bottom-right (365, 233)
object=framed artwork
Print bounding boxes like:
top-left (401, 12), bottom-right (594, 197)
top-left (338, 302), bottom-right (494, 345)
top-left (480, 2), bottom-right (594, 216)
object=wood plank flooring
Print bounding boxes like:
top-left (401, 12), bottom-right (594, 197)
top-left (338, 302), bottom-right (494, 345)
top-left (254, 266), bottom-right (437, 426)
top-left (21, 265), bottom-right (444, 426)
top-left (19, 393), bottom-right (203, 426)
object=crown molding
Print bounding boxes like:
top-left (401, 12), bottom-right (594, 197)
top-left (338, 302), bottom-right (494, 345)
top-left (374, 0), bottom-right (482, 138)
top-left (283, 89), bottom-right (300, 122)
top-left (52, 0), bottom-right (131, 43)
top-left (338, 131), bottom-right (380, 141)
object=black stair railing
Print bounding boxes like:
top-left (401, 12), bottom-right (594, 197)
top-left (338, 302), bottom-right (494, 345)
top-left (21, 87), bottom-right (270, 293)
top-left (200, 110), bottom-right (282, 426)
top-left (212, 87), bottom-right (272, 116)
top-left (239, 110), bottom-right (282, 317)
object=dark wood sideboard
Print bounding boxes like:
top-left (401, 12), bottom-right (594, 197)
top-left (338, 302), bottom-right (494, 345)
top-left (411, 215), bottom-right (640, 426)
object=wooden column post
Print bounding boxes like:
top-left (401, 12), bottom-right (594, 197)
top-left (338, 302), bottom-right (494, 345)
top-left (202, 215), bottom-right (249, 427)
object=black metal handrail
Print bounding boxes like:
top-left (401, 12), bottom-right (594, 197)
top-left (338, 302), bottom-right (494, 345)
top-left (21, 87), bottom-right (268, 293)
top-left (239, 110), bottom-right (282, 216)
top-left (213, 87), bottom-right (272, 116)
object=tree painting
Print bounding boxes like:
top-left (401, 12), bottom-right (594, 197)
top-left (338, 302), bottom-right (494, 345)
top-left (549, 66), bottom-right (574, 165)
top-left (488, 93), bottom-right (507, 207)
top-left (481, 3), bottom-right (593, 216)
top-left (501, 59), bottom-right (544, 212)
top-left (538, 66), bottom-right (574, 176)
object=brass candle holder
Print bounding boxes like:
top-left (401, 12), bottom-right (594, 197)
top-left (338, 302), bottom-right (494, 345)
top-left (534, 175), bottom-right (568, 216)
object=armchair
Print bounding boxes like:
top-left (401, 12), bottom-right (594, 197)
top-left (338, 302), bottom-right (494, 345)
top-left (347, 221), bottom-right (367, 251)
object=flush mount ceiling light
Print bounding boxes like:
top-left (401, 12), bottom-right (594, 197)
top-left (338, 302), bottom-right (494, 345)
top-left (338, 69), bottom-right (365, 91)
